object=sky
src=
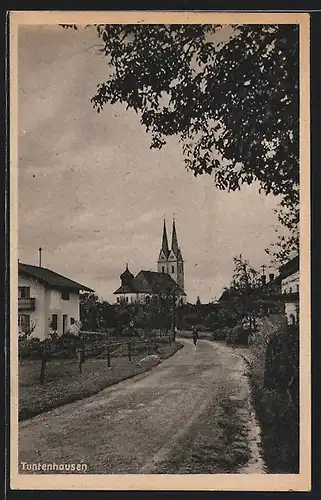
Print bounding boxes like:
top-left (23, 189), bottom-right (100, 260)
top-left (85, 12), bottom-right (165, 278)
top-left (17, 24), bottom-right (284, 304)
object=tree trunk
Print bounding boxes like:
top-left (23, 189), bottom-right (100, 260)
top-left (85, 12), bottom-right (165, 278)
top-left (39, 357), bottom-right (47, 385)
top-left (159, 299), bottom-right (163, 336)
top-left (77, 350), bottom-right (83, 374)
top-left (171, 293), bottom-right (176, 340)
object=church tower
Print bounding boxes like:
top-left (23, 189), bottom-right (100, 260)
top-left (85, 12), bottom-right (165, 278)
top-left (167, 218), bottom-right (185, 292)
top-left (157, 219), bottom-right (170, 274)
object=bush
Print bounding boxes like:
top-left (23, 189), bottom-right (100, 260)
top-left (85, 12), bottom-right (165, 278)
top-left (18, 336), bottom-right (42, 359)
top-left (51, 349), bottom-right (75, 359)
top-left (211, 330), bottom-right (226, 342)
top-left (250, 378), bottom-right (299, 473)
top-left (194, 324), bottom-right (211, 333)
top-left (249, 316), bottom-right (299, 473)
top-left (121, 325), bottom-right (140, 337)
top-left (263, 323), bottom-right (299, 399)
top-left (225, 325), bottom-right (249, 346)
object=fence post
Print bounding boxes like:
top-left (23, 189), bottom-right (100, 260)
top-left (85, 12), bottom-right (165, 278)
top-left (128, 341), bottom-right (132, 361)
top-left (168, 335), bottom-right (171, 346)
top-left (77, 349), bottom-right (83, 374)
top-left (107, 347), bottom-right (111, 368)
top-left (39, 357), bottom-right (47, 385)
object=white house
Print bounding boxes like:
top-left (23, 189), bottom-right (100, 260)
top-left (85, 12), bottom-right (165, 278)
top-left (279, 255), bottom-right (299, 325)
top-left (18, 262), bottom-right (94, 340)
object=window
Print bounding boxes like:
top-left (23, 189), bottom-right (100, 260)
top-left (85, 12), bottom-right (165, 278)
top-left (126, 297), bottom-right (129, 303)
top-left (172, 266), bottom-right (174, 273)
top-left (70, 317), bottom-right (75, 325)
top-left (61, 289), bottom-right (70, 301)
top-left (162, 266), bottom-right (165, 273)
top-left (117, 297), bottom-right (120, 303)
top-left (145, 296), bottom-right (150, 304)
top-left (18, 287), bottom-right (30, 299)
top-left (18, 314), bottom-right (30, 329)
top-left (51, 314), bottom-right (58, 331)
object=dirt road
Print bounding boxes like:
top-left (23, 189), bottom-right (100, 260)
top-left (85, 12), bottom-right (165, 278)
top-left (18, 339), bottom-right (265, 474)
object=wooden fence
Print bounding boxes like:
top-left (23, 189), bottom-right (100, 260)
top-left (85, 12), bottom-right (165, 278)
top-left (76, 335), bottom-right (174, 373)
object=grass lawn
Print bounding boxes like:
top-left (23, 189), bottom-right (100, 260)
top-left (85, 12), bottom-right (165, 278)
top-left (154, 394), bottom-right (252, 474)
top-left (19, 341), bottom-right (182, 422)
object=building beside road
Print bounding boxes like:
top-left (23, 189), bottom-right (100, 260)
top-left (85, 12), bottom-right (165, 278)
top-left (114, 218), bottom-right (186, 304)
top-left (18, 262), bottom-right (94, 340)
top-left (279, 255), bottom-right (299, 325)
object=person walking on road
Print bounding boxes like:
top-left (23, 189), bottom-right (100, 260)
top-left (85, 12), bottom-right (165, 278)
top-left (192, 327), bottom-right (199, 346)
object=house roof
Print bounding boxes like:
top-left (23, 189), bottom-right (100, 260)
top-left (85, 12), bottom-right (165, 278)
top-left (18, 262), bottom-right (94, 292)
top-left (218, 289), bottom-right (230, 302)
top-left (260, 274), bottom-right (282, 294)
top-left (113, 283), bottom-right (138, 294)
top-left (218, 273), bottom-right (283, 303)
top-left (279, 255), bottom-right (299, 279)
top-left (257, 292), bottom-right (299, 303)
top-left (135, 270), bottom-right (185, 295)
top-left (114, 269), bottom-right (186, 296)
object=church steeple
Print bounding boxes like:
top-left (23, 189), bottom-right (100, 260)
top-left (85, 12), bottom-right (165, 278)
top-left (120, 263), bottom-right (134, 285)
top-left (157, 217), bottom-right (185, 293)
top-left (161, 218), bottom-right (169, 258)
top-left (171, 217), bottom-right (179, 256)
top-left (157, 219), bottom-right (169, 273)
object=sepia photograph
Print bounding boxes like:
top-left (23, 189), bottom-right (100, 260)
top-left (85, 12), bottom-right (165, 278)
top-left (9, 11), bottom-right (310, 491)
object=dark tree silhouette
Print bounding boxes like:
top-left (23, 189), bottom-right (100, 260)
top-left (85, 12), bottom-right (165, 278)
top-left (62, 23), bottom-right (299, 261)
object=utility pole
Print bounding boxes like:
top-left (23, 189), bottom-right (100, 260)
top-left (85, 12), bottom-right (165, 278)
top-left (171, 290), bottom-right (176, 341)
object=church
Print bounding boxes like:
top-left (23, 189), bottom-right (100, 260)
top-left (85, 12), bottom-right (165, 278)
top-left (113, 218), bottom-right (186, 304)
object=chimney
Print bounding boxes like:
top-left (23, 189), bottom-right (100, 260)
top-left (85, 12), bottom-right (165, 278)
top-left (269, 273), bottom-right (275, 282)
top-left (39, 247), bottom-right (42, 267)
top-left (261, 275), bottom-right (266, 285)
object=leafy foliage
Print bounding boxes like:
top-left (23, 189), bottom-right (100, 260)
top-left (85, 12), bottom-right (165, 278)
top-left (266, 201), bottom-right (299, 264)
top-left (249, 318), bottom-right (299, 473)
top-left (219, 255), bottom-right (283, 331)
top-left (61, 23), bottom-right (299, 261)
top-left (18, 320), bottom-right (84, 383)
top-left (19, 327), bottom-right (82, 360)
top-left (79, 291), bottom-right (174, 334)
top-left (80, 292), bottom-right (116, 331)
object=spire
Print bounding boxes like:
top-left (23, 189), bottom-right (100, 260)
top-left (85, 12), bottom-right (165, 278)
top-left (171, 216), bottom-right (179, 256)
top-left (161, 219), bottom-right (169, 257)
